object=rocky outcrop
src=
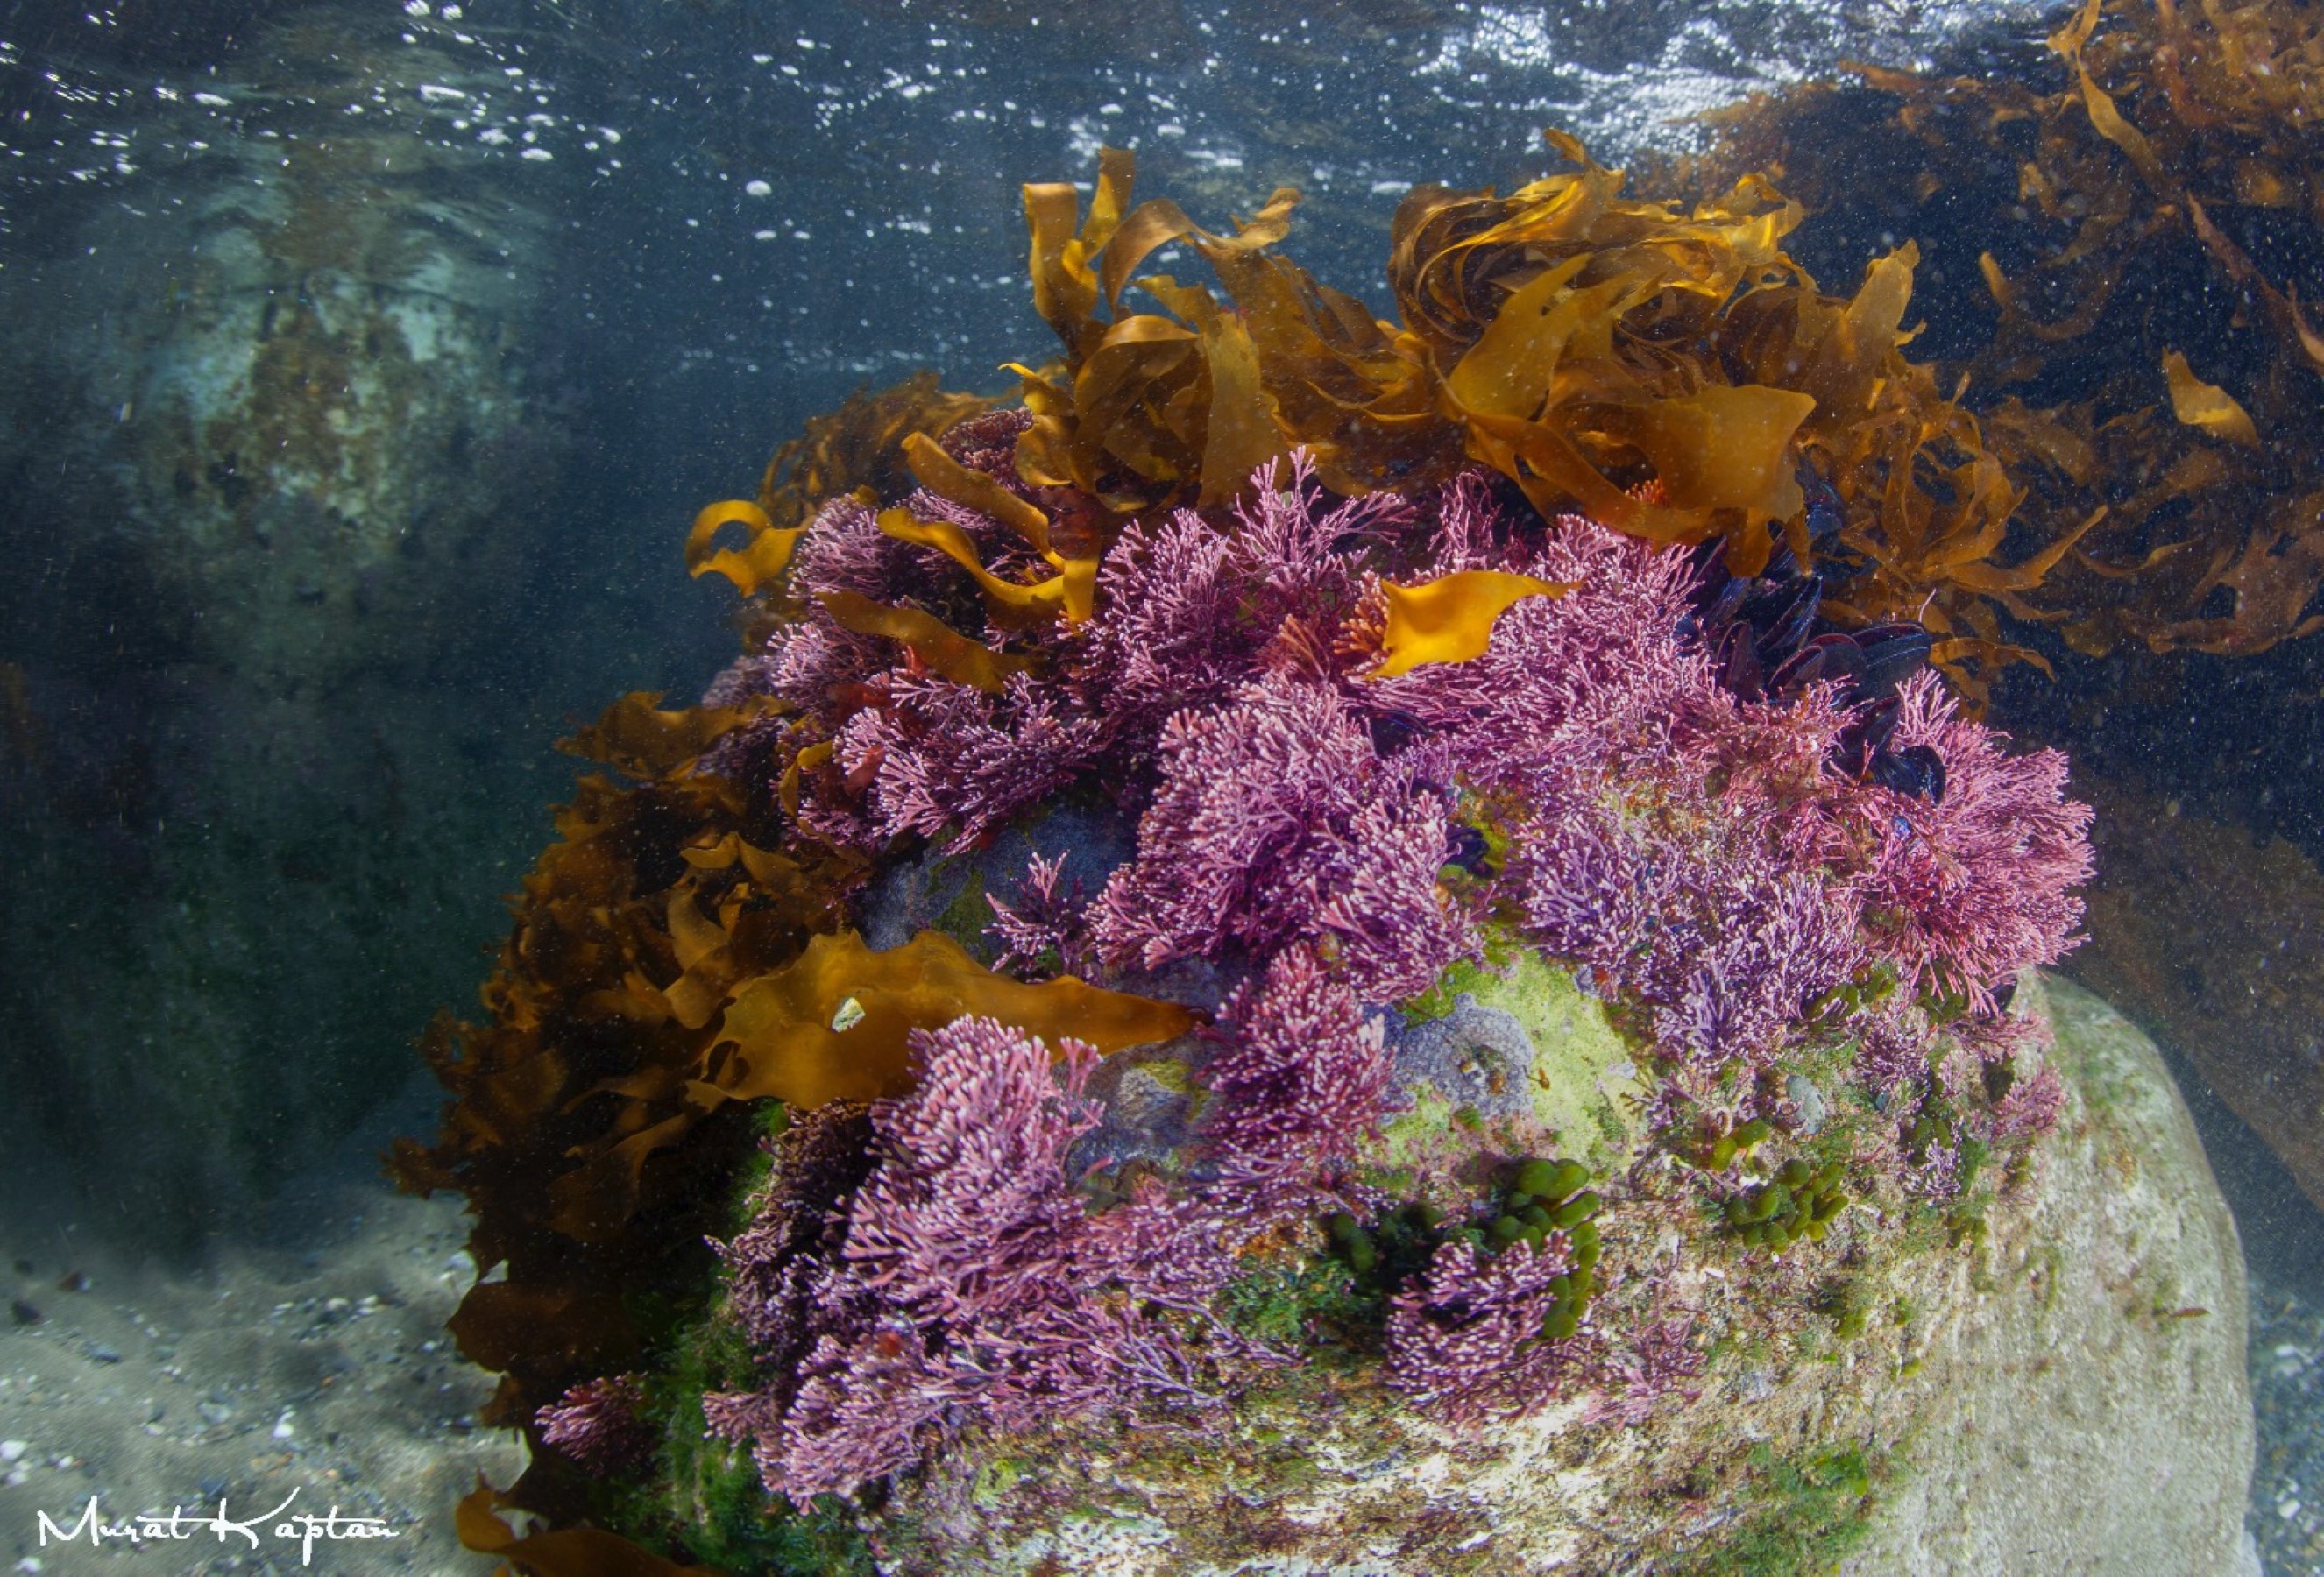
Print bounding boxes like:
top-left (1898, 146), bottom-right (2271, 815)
top-left (856, 973), bottom-right (2252, 1576)
top-left (1846, 976), bottom-right (2255, 1575)
top-left (0, 3), bottom-right (573, 1234)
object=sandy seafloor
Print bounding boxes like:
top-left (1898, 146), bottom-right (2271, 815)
top-left (2256, 1276), bottom-right (2324, 1577)
top-left (2138, 1021), bottom-right (2324, 1577)
top-left (0, 1080), bottom-right (519, 1576)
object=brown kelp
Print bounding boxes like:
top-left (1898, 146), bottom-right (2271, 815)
top-left (1686, 0), bottom-right (2324, 665)
top-left (977, 135), bottom-right (2094, 702)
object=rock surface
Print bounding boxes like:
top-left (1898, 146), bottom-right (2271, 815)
top-left (2070, 776), bottom-right (2324, 1218)
top-left (858, 973), bottom-right (2253, 1575)
top-left (1844, 975), bottom-right (2255, 1575)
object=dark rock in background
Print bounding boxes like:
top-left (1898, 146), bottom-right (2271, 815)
top-left (0, 4), bottom-right (582, 1238)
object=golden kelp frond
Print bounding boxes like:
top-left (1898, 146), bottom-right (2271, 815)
top-left (1385, 129), bottom-right (1801, 367)
top-left (457, 1477), bottom-right (709, 1577)
top-left (1010, 156), bottom-right (1311, 512)
top-left (687, 499), bottom-right (805, 597)
top-left (717, 142), bottom-right (2028, 665)
top-left (902, 430), bottom-right (1056, 557)
top-left (391, 691), bottom-right (863, 1434)
top-left (1368, 569), bottom-right (1574, 677)
top-left (702, 928), bottom-right (1201, 1110)
top-left (755, 370), bottom-right (993, 536)
top-left (2160, 350), bottom-right (2258, 448)
top-left (874, 506), bottom-right (1085, 628)
top-left (541, 921), bottom-right (1198, 1243)
top-left (1685, 0), bottom-right (2324, 667)
top-left (817, 589), bottom-right (1038, 692)
top-left (556, 690), bottom-right (789, 781)
top-left (1001, 137), bottom-right (2037, 621)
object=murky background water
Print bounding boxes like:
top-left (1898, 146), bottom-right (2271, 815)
top-left (0, 0), bottom-right (2319, 1570)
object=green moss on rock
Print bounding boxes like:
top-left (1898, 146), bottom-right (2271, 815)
top-left (1675, 1442), bottom-right (1884, 1576)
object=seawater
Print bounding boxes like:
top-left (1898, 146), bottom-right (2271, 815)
top-left (0, 1), bottom-right (2317, 1573)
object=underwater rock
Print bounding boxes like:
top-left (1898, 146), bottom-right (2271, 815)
top-left (422, 454), bottom-right (2110, 1565)
top-left (407, 151), bottom-right (2184, 1571)
top-left (847, 974), bottom-right (2250, 1576)
top-left (1847, 975), bottom-right (2255, 1576)
top-left (2067, 776), bottom-right (2324, 1218)
top-left (0, 4), bottom-right (575, 1233)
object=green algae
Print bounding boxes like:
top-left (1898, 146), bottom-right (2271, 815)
top-left (1400, 956), bottom-right (1498, 1026)
top-left (968, 1453), bottom-right (1028, 1510)
top-left (1375, 1082), bottom-right (1459, 1172)
top-left (1460, 950), bottom-right (1647, 1170)
top-left (932, 867), bottom-right (993, 957)
top-left (1218, 1256), bottom-right (1369, 1347)
top-left (1676, 1442), bottom-right (1887, 1576)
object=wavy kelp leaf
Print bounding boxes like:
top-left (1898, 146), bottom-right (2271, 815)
top-left (2075, 62), bottom-right (2165, 183)
top-left (1096, 185), bottom-right (1302, 313)
top-left (1134, 272), bottom-right (1290, 506)
top-left (704, 928), bottom-right (1201, 1109)
top-left (1977, 250), bottom-right (2115, 343)
top-left (1696, 2), bottom-right (2324, 668)
top-left (393, 689), bottom-right (864, 1440)
top-left (558, 691), bottom-right (787, 781)
top-left (755, 371), bottom-right (991, 535)
top-left (1782, 244), bottom-right (1918, 430)
top-left (1986, 397), bottom-right (2097, 485)
top-left (1004, 135), bottom-right (1945, 577)
top-left (2288, 286), bottom-right (2324, 378)
top-left (545, 1112), bottom-right (697, 1242)
top-left (900, 431), bottom-right (1056, 557)
top-left (662, 887), bottom-right (746, 1030)
top-left (2162, 350), bottom-right (2259, 448)
top-left (677, 831), bottom-right (809, 895)
top-left (2050, 0), bottom-right (2165, 185)
top-left (1609, 385), bottom-right (1817, 517)
top-left (1945, 507), bottom-right (2108, 593)
top-left (1440, 258), bottom-right (1619, 423)
top-left (1012, 153), bottom-right (1328, 511)
top-left (1170, 216), bottom-right (1442, 496)
top-left (2150, 515), bottom-right (2324, 655)
top-left (1383, 137), bottom-right (1859, 566)
top-left (1369, 569), bottom-right (1574, 677)
top-left (457, 1478), bottom-right (709, 1577)
top-left (817, 589), bottom-right (1035, 692)
top-left (1023, 145), bottom-right (1166, 378)
top-left (687, 499), bottom-right (807, 597)
top-left (870, 508), bottom-right (1077, 629)
top-left (447, 1284), bottom-right (637, 1382)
